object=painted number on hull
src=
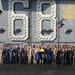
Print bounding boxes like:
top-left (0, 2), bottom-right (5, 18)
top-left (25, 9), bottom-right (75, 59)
top-left (8, 0), bottom-right (56, 41)
top-left (8, 0), bottom-right (29, 41)
top-left (36, 0), bottom-right (56, 41)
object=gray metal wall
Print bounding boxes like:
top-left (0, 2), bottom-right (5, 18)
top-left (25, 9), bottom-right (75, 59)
top-left (0, 0), bottom-right (75, 45)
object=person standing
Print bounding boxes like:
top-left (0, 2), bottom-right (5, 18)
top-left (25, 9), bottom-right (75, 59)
top-left (61, 48), bottom-right (65, 65)
top-left (66, 47), bottom-right (71, 65)
top-left (24, 46), bottom-right (28, 64)
top-left (73, 46), bottom-right (75, 65)
top-left (43, 45), bottom-right (47, 64)
top-left (52, 45), bottom-right (57, 65)
top-left (70, 47), bottom-right (74, 65)
top-left (2, 46), bottom-right (9, 64)
top-left (56, 47), bottom-right (62, 65)
top-left (9, 45), bottom-right (14, 64)
top-left (45, 47), bottom-right (51, 64)
top-left (27, 46), bottom-right (32, 64)
top-left (17, 46), bottom-right (22, 64)
top-left (0, 47), bottom-right (3, 64)
top-left (64, 48), bottom-right (68, 65)
top-left (33, 45), bottom-right (39, 64)
top-left (38, 46), bottom-right (45, 64)
top-left (21, 47), bottom-right (27, 64)
top-left (12, 46), bottom-right (18, 64)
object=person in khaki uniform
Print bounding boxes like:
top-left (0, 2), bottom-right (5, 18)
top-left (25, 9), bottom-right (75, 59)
top-left (31, 45), bottom-right (39, 64)
top-left (52, 45), bottom-right (57, 65)
top-left (27, 46), bottom-right (32, 64)
top-left (30, 46), bottom-right (35, 64)
top-left (0, 46), bottom-right (3, 64)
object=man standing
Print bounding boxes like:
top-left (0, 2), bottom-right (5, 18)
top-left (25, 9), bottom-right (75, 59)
top-left (2, 46), bottom-right (9, 64)
top-left (12, 46), bottom-right (18, 64)
top-left (66, 47), bottom-right (71, 65)
top-left (21, 47), bottom-right (27, 64)
top-left (9, 45), bottom-right (13, 64)
top-left (56, 47), bottom-right (62, 65)
top-left (52, 45), bottom-right (57, 65)
top-left (70, 47), bottom-right (74, 65)
top-left (73, 46), bottom-right (75, 65)
top-left (64, 48), bottom-right (67, 65)
top-left (0, 47), bottom-right (3, 64)
top-left (45, 46), bottom-right (52, 64)
top-left (17, 46), bottom-right (22, 64)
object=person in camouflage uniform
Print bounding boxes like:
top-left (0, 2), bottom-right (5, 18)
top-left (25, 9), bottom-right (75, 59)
top-left (17, 46), bottom-right (22, 64)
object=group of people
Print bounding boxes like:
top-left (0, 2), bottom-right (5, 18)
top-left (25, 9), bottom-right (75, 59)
top-left (0, 44), bottom-right (75, 65)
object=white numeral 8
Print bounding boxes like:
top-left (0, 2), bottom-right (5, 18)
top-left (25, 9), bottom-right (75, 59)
top-left (36, 0), bottom-right (56, 41)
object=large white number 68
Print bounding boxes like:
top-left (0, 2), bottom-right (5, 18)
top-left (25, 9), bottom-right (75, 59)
top-left (8, 0), bottom-right (29, 41)
top-left (36, 0), bottom-right (56, 41)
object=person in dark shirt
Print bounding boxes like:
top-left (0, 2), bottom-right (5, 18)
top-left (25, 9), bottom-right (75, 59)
top-left (66, 47), bottom-right (71, 65)
top-left (43, 45), bottom-right (47, 64)
top-left (12, 46), bottom-right (18, 64)
top-left (64, 48), bottom-right (68, 65)
top-left (45, 46), bottom-right (53, 64)
top-left (70, 47), bottom-right (74, 65)
top-left (50, 47), bottom-right (53, 64)
top-left (9, 47), bottom-right (13, 64)
top-left (52, 45), bottom-right (57, 65)
top-left (61, 48), bottom-right (65, 65)
top-left (21, 48), bottom-right (27, 64)
top-left (56, 47), bottom-right (62, 65)
top-left (2, 46), bottom-right (9, 64)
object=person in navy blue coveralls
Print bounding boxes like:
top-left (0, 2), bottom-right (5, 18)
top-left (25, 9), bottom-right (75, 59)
top-left (21, 48), bottom-right (27, 64)
top-left (12, 47), bottom-right (18, 64)
top-left (45, 47), bottom-right (52, 64)
top-left (2, 47), bottom-right (9, 64)
top-left (57, 47), bottom-right (62, 65)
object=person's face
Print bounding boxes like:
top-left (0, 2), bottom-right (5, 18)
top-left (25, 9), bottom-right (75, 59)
top-left (44, 45), bottom-right (47, 49)
top-left (24, 46), bottom-right (26, 50)
top-left (58, 47), bottom-right (61, 50)
top-left (47, 47), bottom-right (49, 50)
top-left (34, 44), bottom-right (37, 48)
